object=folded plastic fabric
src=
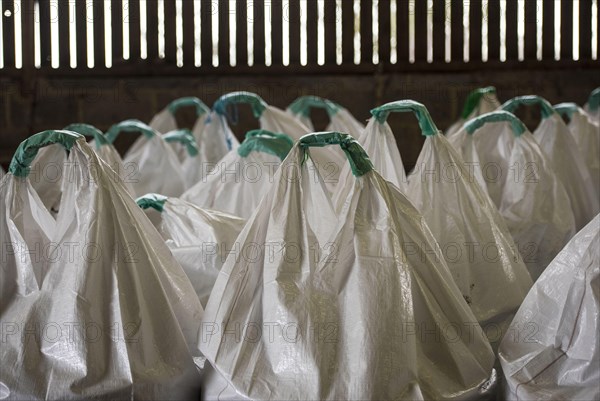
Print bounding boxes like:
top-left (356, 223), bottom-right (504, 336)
top-left (200, 132), bottom-right (496, 400)
top-left (364, 100), bottom-right (533, 350)
top-left (449, 111), bottom-right (576, 280)
top-left (584, 87), bottom-right (599, 123)
top-left (446, 87), bottom-right (502, 137)
top-left (502, 95), bottom-right (599, 230)
top-left (137, 193), bottom-right (246, 307)
top-left (182, 129), bottom-right (293, 219)
top-left (0, 165), bottom-right (4, 180)
top-left (0, 131), bottom-right (204, 400)
top-left (287, 95), bottom-right (365, 138)
top-left (105, 119), bottom-right (186, 197)
top-left (554, 102), bottom-right (600, 198)
top-left (499, 214), bottom-right (600, 401)
top-left (162, 128), bottom-right (204, 188)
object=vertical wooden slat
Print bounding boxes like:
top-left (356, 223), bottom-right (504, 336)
top-left (112, 0), bottom-right (123, 65)
top-left (236, 0), bottom-right (249, 66)
top-left (397, 0), bottom-right (409, 62)
top-left (253, 0), bottom-right (266, 65)
top-left (560, 0), bottom-right (573, 60)
top-left (20, 0), bottom-right (35, 70)
top-left (542, 0), bottom-right (554, 60)
top-left (200, 0), bottom-right (212, 65)
top-left (58, 0), bottom-right (70, 67)
top-left (341, 0), bottom-right (354, 63)
top-left (306, 0), bottom-right (318, 65)
top-left (361, 0), bottom-right (373, 63)
top-left (579, 0), bottom-right (592, 60)
top-left (271, 0), bottom-right (283, 65)
top-left (432, 0), bottom-right (445, 62)
top-left (146, 0), bottom-right (158, 60)
top-left (488, 0), bottom-right (501, 61)
top-left (75, 0), bottom-right (87, 68)
top-left (39, 0), bottom-right (51, 66)
top-left (324, 0), bottom-right (337, 64)
top-left (128, 0), bottom-right (141, 60)
top-left (505, 0), bottom-right (518, 60)
top-left (93, 0), bottom-right (105, 67)
top-left (469, 0), bottom-right (482, 61)
top-left (163, 0), bottom-right (176, 62)
top-left (450, 0), bottom-right (463, 62)
top-left (218, 0), bottom-right (230, 66)
top-left (2, 0), bottom-right (15, 67)
top-left (524, 0), bottom-right (537, 59)
top-left (182, 0), bottom-right (194, 66)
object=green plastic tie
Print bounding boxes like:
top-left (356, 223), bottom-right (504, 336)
top-left (461, 86), bottom-right (497, 119)
top-left (105, 119), bottom-right (156, 143)
top-left (237, 129), bottom-right (294, 161)
top-left (299, 131), bottom-right (373, 177)
top-left (167, 97), bottom-right (210, 117)
top-left (136, 193), bottom-right (168, 213)
top-left (464, 111), bottom-right (527, 137)
top-left (163, 129), bottom-right (199, 157)
top-left (501, 95), bottom-right (556, 120)
top-left (213, 91), bottom-right (268, 119)
top-left (9, 130), bottom-right (83, 177)
top-left (588, 88), bottom-right (600, 112)
top-left (288, 96), bottom-right (340, 118)
top-left (370, 100), bottom-right (440, 136)
top-left (64, 123), bottom-right (109, 148)
top-left (553, 102), bottom-right (580, 120)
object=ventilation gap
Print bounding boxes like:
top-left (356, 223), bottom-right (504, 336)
top-left (34, 0), bottom-right (40, 67)
top-left (517, 0), bottom-right (524, 60)
top-left (354, 0), bottom-right (360, 64)
top-left (336, 0), bottom-right (342, 64)
top-left (176, 0), bottom-right (183, 66)
top-left (390, 0), bottom-right (397, 64)
top-left (248, 0), bottom-right (254, 66)
top-left (105, 0), bottom-right (112, 67)
top-left (0, 0), bottom-right (4, 69)
top-left (408, 0), bottom-right (414, 63)
top-left (500, 0), bottom-right (506, 61)
top-left (426, 0), bottom-right (433, 63)
top-left (482, 0), bottom-right (488, 62)
top-left (373, 0), bottom-right (379, 64)
top-left (573, 0), bottom-right (579, 60)
top-left (445, 0), bottom-right (451, 62)
top-left (123, 0), bottom-right (130, 60)
top-left (593, 0), bottom-right (598, 59)
top-left (86, 0), bottom-right (94, 68)
top-left (15, 0), bottom-right (22, 68)
top-left (158, 0), bottom-right (165, 59)
top-left (194, 0), bottom-right (200, 66)
top-left (300, 0), bottom-right (307, 65)
top-left (555, 0), bottom-right (561, 60)
top-left (230, 0), bottom-right (236, 66)
top-left (537, 0), bottom-right (543, 60)
top-left (265, 1), bottom-right (272, 66)
top-left (317, 0), bottom-right (325, 65)
top-left (50, 0), bottom-right (59, 68)
top-left (140, 0), bottom-right (147, 59)
top-left (463, 1), bottom-right (469, 62)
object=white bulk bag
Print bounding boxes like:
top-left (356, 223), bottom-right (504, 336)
top-left (149, 96), bottom-right (211, 162)
top-left (502, 96), bottom-right (599, 230)
top-left (449, 111), bottom-right (576, 280)
top-left (287, 95), bottom-right (365, 138)
top-left (200, 132), bottom-right (496, 401)
top-left (137, 194), bottom-right (246, 307)
top-left (182, 130), bottom-right (293, 219)
top-left (447, 86), bottom-right (501, 137)
top-left (162, 128), bottom-right (203, 188)
top-left (499, 214), bottom-right (600, 401)
top-left (365, 100), bottom-right (533, 349)
top-left (554, 102), bottom-right (600, 198)
top-left (0, 131), bottom-right (204, 400)
top-left (584, 87), bottom-right (599, 123)
top-left (105, 119), bottom-right (186, 197)
top-left (212, 92), bottom-right (347, 192)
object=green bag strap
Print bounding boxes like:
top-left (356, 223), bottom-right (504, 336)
top-left (9, 130), bottom-right (83, 177)
top-left (213, 91), bottom-right (268, 119)
top-left (370, 100), bottom-right (440, 136)
top-left (237, 129), bottom-right (294, 161)
top-left (299, 131), bottom-right (373, 177)
top-left (464, 110), bottom-right (527, 137)
top-left (501, 95), bottom-right (556, 120)
top-left (167, 97), bottom-right (210, 117)
top-left (162, 129), bottom-right (199, 157)
top-left (461, 86), bottom-right (497, 119)
top-left (105, 119), bottom-right (156, 143)
top-left (553, 102), bottom-right (580, 119)
top-left (288, 96), bottom-right (340, 118)
top-left (64, 123), bottom-right (109, 148)
top-left (136, 193), bottom-right (168, 213)
top-left (588, 88), bottom-right (600, 112)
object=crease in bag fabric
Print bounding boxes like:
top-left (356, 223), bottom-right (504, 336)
top-left (149, 97), bottom-right (211, 162)
top-left (212, 92), bottom-right (348, 193)
top-left (584, 87), bottom-right (599, 123)
top-left (446, 87), bottom-right (502, 137)
top-left (502, 95), bottom-right (599, 230)
top-left (162, 128), bottom-right (204, 188)
top-left (499, 214), bottom-right (600, 401)
top-left (200, 131), bottom-right (497, 401)
top-left (449, 111), bottom-right (577, 281)
top-left (136, 193), bottom-right (246, 307)
top-left (363, 100), bottom-right (533, 349)
top-left (182, 129), bottom-right (294, 219)
top-left (286, 95), bottom-right (365, 138)
top-left (0, 131), bottom-right (204, 400)
top-left (554, 102), bottom-right (600, 198)
top-left (105, 119), bottom-right (186, 197)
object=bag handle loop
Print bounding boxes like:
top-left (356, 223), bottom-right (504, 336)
top-left (288, 96), bottom-right (340, 118)
top-left (213, 91), bottom-right (268, 119)
top-left (370, 100), bottom-right (440, 137)
top-left (553, 102), bottom-right (580, 119)
top-left (461, 86), bottom-right (497, 119)
top-left (588, 87), bottom-right (600, 112)
top-left (64, 123), bottom-right (109, 148)
top-left (105, 119), bottom-right (156, 143)
top-left (501, 95), bottom-right (556, 120)
top-left (237, 129), bottom-right (294, 161)
top-left (167, 97), bottom-right (210, 117)
top-left (464, 111), bottom-right (527, 137)
top-left (162, 129), bottom-right (199, 157)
